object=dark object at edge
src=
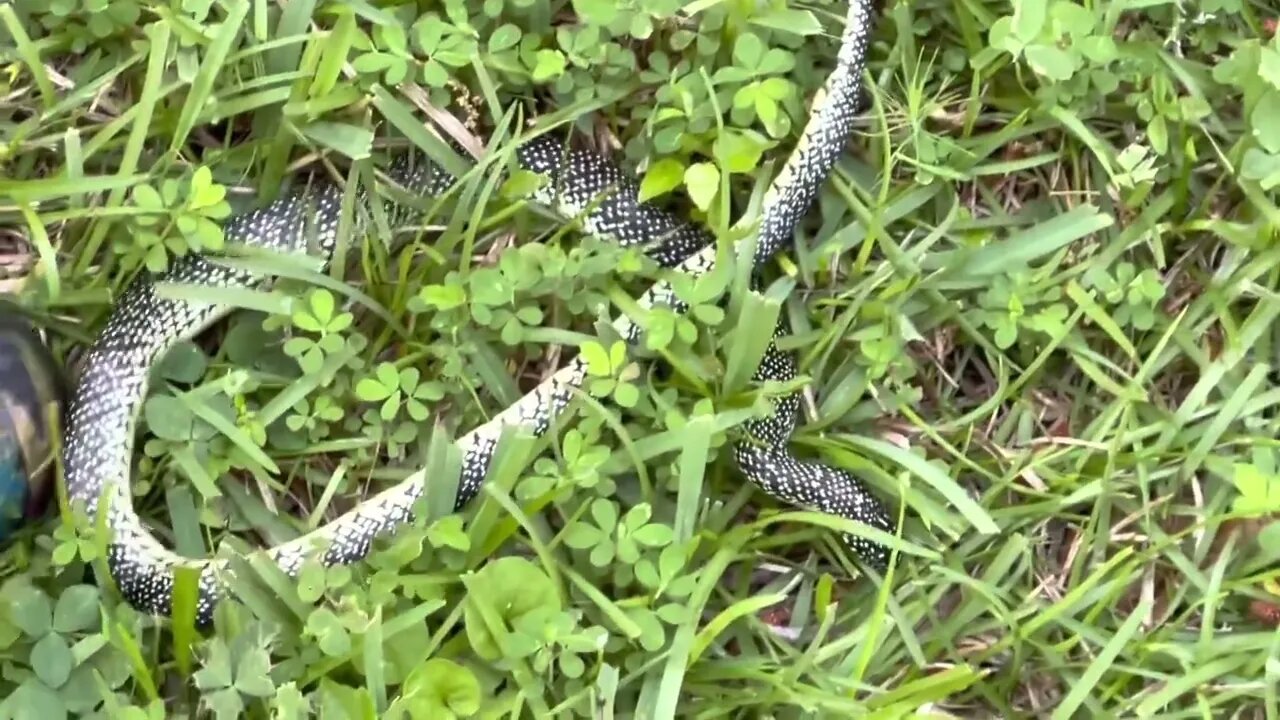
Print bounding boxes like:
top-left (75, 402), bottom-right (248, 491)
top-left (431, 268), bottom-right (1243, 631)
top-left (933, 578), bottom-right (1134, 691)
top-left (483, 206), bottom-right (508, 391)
top-left (0, 314), bottom-right (64, 540)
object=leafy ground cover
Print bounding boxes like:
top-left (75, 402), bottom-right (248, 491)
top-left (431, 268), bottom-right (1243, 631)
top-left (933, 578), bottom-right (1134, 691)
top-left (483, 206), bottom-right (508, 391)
top-left (2, 0), bottom-right (1279, 717)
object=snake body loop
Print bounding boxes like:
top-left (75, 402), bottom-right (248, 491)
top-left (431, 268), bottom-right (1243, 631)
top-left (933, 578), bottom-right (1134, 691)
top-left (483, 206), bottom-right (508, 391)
top-left (62, 1), bottom-right (890, 626)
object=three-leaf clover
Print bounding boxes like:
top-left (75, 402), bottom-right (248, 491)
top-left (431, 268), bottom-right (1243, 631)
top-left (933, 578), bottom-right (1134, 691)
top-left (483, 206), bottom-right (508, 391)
top-left (351, 23), bottom-right (415, 85)
top-left (1084, 262), bottom-right (1166, 330)
top-left (284, 289), bottom-right (353, 374)
top-left (469, 265), bottom-right (544, 345)
top-left (581, 340), bottom-right (641, 408)
top-left (193, 637), bottom-right (276, 719)
top-left (1232, 449), bottom-right (1280, 516)
top-left (976, 275), bottom-right (1025, 349)
top-left (356, 363), bottom-right (446, 422)
top-left (563, 499), bottom-right (673, 567)
top-left (510, 608), bottom-right (607, 679)
top-left (635, 544), bottom-right (699, 599)
top-left (715, 32), bottom-right (797, 137)
top-left (285, 395), bottom-right (343, 440)
top-left (525, 429), bottom-right (613, 500)
top-left (123, 166), bottom-right (230, 271)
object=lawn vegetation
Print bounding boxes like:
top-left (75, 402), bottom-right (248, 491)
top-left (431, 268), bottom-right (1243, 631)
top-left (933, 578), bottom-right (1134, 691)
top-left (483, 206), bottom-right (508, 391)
top-left (1, 0), bottom-right (1278, 717)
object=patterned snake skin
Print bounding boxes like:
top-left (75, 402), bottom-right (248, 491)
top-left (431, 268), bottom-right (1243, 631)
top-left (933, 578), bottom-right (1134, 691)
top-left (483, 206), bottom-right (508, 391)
top-left (61, 1), bottom-right (892, 626)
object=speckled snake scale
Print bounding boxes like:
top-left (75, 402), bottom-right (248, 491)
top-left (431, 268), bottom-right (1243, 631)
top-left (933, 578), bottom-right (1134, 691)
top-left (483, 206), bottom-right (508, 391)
top-left (62, 1), bottom-right (891, 626)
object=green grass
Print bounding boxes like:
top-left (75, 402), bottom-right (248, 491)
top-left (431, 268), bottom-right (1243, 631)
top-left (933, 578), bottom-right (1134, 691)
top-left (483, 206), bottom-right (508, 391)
top-left (2, 0), bottom-right (1280, 717)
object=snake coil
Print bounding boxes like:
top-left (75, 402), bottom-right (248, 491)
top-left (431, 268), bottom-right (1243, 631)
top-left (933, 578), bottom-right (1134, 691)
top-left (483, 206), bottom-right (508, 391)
top-left (62, 1), bottom-right (891, 626)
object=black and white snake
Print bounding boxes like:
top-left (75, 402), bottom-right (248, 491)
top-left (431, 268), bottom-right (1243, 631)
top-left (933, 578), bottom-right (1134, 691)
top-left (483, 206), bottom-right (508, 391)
top-left (61, 1), bottom-right (892, 626)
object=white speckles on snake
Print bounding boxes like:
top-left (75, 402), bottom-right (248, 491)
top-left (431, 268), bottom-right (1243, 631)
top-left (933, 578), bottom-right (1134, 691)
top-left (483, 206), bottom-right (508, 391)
top-left (63, 2), bottom-right (891, 626)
